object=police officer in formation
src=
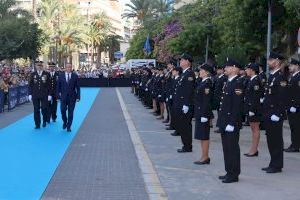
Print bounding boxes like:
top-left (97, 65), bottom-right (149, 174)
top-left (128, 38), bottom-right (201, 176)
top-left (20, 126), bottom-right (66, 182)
top-left (131, 51), bottom-right (300, 183)
top-left (28, 61), bottom-right (51, 129)
top-left (47, 62), bottom-right (59, 123)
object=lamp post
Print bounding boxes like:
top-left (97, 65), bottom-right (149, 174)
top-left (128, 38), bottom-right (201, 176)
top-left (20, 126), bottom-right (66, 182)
top-left (266, 0), bottom-right (272, 76)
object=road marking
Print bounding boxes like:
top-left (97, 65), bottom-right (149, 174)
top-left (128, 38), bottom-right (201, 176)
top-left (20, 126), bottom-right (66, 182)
top-left (116, 88), bottom-right (168, 200)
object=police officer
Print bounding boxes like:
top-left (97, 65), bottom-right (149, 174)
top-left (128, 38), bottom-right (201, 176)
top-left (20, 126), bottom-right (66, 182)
top-left (284, 58), bottom-right (300, 152)
top-left (164, 58), bottom-right (176, 124)
top-left (244, 63), bottom-right (263, 157)
top-left (193, 63), bottom-right (214, 165)
top-left (218, 58), bottom-right (244, 183)
top-left (262, 52), bottom-right (287, 173)
top-left (213, 65), bottom-right (227, 133)
top-left (47, 62), bottom-right (59, 123)
top-left (28, 61), bottom-right (51, 129)
top-left (169, 67), bottom-right (182, 135)
top-left (156, 66), bottom-right (165, 120)
top-left (173, 53), bottom-right (195, 153)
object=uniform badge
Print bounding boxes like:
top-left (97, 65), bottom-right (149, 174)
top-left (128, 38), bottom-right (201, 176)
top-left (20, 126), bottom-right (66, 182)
top-left (34, 79), bottom-right (37, 83)
top-left (254, 85), bottom-right (259, 91)
top-left (235, 89), bottom-right (243, 95)
top-left (280, 81), bottom-right (287, 87)
top-left (188, 77), bottom-right (194, 81)
top-left (34, 75), bottom-right (36, 78)
top-left (204, 88), bottom-right (210, 94)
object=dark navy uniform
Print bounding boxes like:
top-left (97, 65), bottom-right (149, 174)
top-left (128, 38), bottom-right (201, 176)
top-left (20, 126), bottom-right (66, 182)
top-left (213, 74), bottom-right (227, 111)
top-left (218, 73), bottom-right (244, 181)
top-left (48, 71), bottom-right (59, 122)
top-left (286, 70), bottom-right (300, 151)
top-left (263, 69), bottom-right (288, 171)
top-left (245, 75), bottom-right (263, 122)
top-left (164, 71), bottom-right (174, 122)
top-left (28, 71), bottom-right (51, 128)
top-left (194, 77), bottom-right (213, 140)
top-left (173, 68), bottom-right (195, 151)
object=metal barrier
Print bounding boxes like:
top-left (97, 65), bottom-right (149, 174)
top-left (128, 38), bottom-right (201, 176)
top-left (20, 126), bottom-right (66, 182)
top-left (7, 85), bottom-right (29, 111)
top-left (78, 78), bottom-right (131, 87)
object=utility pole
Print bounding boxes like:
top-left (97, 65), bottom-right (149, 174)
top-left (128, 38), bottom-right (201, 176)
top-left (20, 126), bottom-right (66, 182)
top-left (266, 0), bottom-right (272, 76)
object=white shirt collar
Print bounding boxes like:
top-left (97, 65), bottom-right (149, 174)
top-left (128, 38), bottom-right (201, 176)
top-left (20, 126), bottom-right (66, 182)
top-left (182, 67), bottom-right (190, 74)
top-left (218, 74), bottom-right (224, 78)
top-left (292, 71), bottom-right (300, 77)
top-left (270, 68), bottom-right (281, 75)
top-left (228, 75), bottom-right (238, 82)
top-left (201, 77), bottom-right (210, 82)
top-left (250, 75), bottom-right (257, 81)
top-left (175, 75), bottom-right (179, 79)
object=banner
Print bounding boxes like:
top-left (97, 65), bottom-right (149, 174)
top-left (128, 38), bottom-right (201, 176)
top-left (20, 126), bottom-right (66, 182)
top-left (8, 87), bottom-right (18, 110)
top-left (18, 85), bottom-right (29, 105)
top-left (0, 90), bottom-right (4, 113)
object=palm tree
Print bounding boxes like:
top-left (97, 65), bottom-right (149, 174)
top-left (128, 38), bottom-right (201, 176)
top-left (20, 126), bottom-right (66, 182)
top-left (152, 0), bottom-right (175, 18)
top-left (122, 0), bottom-right (153, 24)
top-left (0, 0), bottom-right (31, 19)
top-left (106, 34), bottom-right (122, 63)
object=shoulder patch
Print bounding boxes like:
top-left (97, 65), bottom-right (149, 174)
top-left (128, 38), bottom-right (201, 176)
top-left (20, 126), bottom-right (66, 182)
top-left (254, 85), bottom-right (259, 91)
top-left (205, 88), bottom-right (210, 94)
top-left (188, 77), bottom-right (194, 81)
top-left (235, 89), bottom-right (243, 95)
top-left (280, 81), bottom-right (287, 87)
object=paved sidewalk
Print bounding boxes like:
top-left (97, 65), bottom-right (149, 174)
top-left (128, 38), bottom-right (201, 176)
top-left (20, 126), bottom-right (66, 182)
top-left (119, 87), bottom-right (300, 200)
top-left (0, 103), bottom-right (32, 129)
top-left (42, 88), bottom-right (148, 200)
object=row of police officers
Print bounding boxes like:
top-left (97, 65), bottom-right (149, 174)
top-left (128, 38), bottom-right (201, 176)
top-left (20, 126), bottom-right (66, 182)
top-left (131, 52), bottom-right (300, 183)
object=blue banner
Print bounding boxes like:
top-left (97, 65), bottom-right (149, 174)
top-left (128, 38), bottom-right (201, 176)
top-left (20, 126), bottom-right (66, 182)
top-left (0, 90), bottom-right (4, 113)
top-left (18, 85), bottom-right (29, 105)
top-left (8, 87), bottom-right (18, 111)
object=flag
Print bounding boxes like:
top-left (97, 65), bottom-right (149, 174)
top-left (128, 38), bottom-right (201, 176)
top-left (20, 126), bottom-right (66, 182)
top-left (143, 35), bottom-right (152, 56)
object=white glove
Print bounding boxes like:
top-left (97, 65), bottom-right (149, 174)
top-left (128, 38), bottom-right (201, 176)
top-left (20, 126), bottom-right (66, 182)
top-left (290, 107), bottom-right (297, 113)
top-left (166, 98), bottom-right (168, 102)
top-left (48, 96), bottom-right (52, 101)
top-left (249, 111), bottom-right (255, 116)
top-left (140, 83), bottom-right (142, 86)
top-left (158, 95), bottom-right (162, 98)
top-left (145, 88), bottom-right (148, 91)
top-left (260, 98), bottom-right (264, 103)
top-left (271, 115), bottom-right (280, 122)
top-left (200, 117), bottom-right (208, 123)
top-left (28, 95), bottom-right (32, 102)
top-left (169, 95), bottom-right (172, 99)
top-left (182, 105), bottom-right (189, 114)
top-left (225, 125), bottom-right (235, 132)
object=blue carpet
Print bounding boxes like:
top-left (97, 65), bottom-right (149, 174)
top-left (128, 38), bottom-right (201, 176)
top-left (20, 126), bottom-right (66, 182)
top-left (0, 88), bottom-right (100, 200)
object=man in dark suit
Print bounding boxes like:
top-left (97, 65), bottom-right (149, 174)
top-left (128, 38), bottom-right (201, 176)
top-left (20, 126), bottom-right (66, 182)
top-left (57, 63), bottom-right (80, 132)
top-left (47, 62), bottom-right (59, 123)
top-left (172, 53), bottom-right (195, 153)
top-left (28, 61), bottom-right (51, 129)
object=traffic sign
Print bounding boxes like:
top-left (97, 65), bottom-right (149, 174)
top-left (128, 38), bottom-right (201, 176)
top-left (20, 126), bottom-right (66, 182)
top-left (114, 51), bottom-right (123, 59)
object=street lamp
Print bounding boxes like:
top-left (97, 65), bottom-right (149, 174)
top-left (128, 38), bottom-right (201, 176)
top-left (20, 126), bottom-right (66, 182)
top-left (266, 0), bottom-right (272, 76)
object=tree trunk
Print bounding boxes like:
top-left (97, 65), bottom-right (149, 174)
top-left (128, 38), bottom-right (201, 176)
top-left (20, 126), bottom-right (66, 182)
top-left (97, 45), bottom-right (101, 68)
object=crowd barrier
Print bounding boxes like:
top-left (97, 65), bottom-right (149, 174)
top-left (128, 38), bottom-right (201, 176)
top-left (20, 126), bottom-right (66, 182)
top-left (0, 90), bottom-right (4, 113)
top-left (78, 78), bottom-right (131, 87)
top-left (3, 85), bottom-right (29, 111)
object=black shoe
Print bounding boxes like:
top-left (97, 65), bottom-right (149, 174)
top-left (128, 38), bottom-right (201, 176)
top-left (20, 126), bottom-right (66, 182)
top-left (47, 120), bottom-right (50, 124)
top-left (261, 167), bottom-right (270, 171)
top-left (194, 158), bottom-right (210, 165)
top-left (35, 126), bottom-right (40, 129)
top-left (284, 147), bottom-right (300, 153)
top-left (171, 131), bottom-right (180, 136)
top-left (214, 129), bottom-right (221, 133)
top-left (222, 177), bottom-right (239, 183)
top-left (63, 124), bottom-right (67, 130)
top-left (244, 151), bottom-right (259, 157)
top-left (166, 127), bottom-right (175, 130)
top-left (42, 122), bottom-right (47, 127)
top-left (177, 148), bottom-right (192, 153)
top-left (162, 119), bottom-right (169, 123)
top-left (53, 119), bottom-right (56, 122)
top-left (67, 128), bottom-right (71, 132)
top-left (266, 168), bottom-right (282, 173)
top-left (218, 174), bottom-right (228, 180)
